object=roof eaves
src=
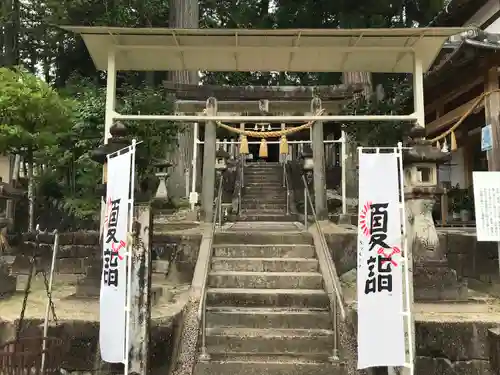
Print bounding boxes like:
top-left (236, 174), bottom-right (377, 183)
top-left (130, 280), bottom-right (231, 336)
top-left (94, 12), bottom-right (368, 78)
top-left (428, 0), bottom-right (489, 27)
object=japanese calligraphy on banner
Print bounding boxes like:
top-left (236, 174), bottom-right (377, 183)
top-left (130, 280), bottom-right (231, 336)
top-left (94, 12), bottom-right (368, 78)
top-left (357, 152), bottom-right (406, 369)
top-left (472, 171), bottom-right (500, 241)
top-left (100, 150), bottom-right (132, 363)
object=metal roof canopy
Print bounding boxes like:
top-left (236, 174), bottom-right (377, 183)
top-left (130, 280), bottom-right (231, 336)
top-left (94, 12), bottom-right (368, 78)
top-left (59, 25), bottom-right (469, 141)
top-left (61, 26), bottom-right (466, 73)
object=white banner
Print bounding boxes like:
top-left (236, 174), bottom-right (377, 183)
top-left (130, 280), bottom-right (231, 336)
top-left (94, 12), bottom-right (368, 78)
top-left (473, 171), bottom-right (500, 241)
top-left (100, 151), bottom-right (132, 363)
top-left (357, 152), bottom-right (406, 369)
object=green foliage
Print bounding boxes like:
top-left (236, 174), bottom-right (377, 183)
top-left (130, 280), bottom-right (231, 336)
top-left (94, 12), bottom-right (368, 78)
top-left (0, 66), bottom-right (73, 155)
top-left (2, 0), bottom-right (454, 225)
top-left (341, 78), bottom-right (412, 146)
top-left (39, 77), bottom-right (177, 219)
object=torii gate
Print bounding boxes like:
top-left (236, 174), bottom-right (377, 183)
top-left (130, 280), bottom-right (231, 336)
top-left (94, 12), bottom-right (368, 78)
top-left (62, 24), bottom-right (469, 375)
top-left (61, 26), bottom-right (467, 220)
top-left (169, 83), bottom-right (362, 211)
top-left (61, 26), bottom-right (466, 220)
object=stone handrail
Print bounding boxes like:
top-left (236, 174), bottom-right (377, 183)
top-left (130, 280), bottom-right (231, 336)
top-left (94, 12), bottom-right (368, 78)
top-left (302, 174), bottom-right (346, 360)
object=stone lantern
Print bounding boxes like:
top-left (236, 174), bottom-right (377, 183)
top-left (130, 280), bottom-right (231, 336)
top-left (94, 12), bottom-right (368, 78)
top-left (154, 160), bottom-right (172, 201)
top-left (215, 148), bottom-right (230, 173)
top-left (403, 137), bottom-right (468, 301)
top-left (403, 159), bottom-right (438, 188)
top-left (90, 121), bottom-right (129, 197)
top-left (0, 180), bottom-right (26, 299)
top-left (301, 146), bottom-right (314, 173)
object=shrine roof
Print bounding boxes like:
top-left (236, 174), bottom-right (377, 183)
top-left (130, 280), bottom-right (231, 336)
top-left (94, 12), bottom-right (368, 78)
top-left (0, 182), bottom-right (25, 199)
top-left (164, 83), bottom-right (363, 100)
top-left (60, 26), bottom-right (467, 73)
top-left (174, 99), bottom-right (349, 113)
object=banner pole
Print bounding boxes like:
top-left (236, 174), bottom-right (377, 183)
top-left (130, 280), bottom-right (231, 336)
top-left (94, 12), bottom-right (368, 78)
top-left (396, 142), bottom-right (415, 375)
top-left (124, 139), bottom-right (137, 375)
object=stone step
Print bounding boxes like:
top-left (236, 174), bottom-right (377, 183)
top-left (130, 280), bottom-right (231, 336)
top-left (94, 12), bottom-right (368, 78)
top-left (242, 194), bottom-right (287, 201)
top-left (214, 232), bottom-right (313, 245)
top-left (244, 181), bottom-right (283, 186)
top-left (245, 168), bottom-right (282, 172)
top-left (205, 327), bottom-right (334, 354)
top-left (245, 165), bottom-right (282, 170)
top-left (241, 209), bottom-right (286, 215)
top-left (241, 203), bottom-right (287, 210)
top-left (244, 173), bottom-right (282, 178)
top-left (238, 214), bottom-right (295, 222)
top-left (243, 188), bottom-right (285, 194)
top-left (211, 257), bottom-right (318, 272)
top-left (229, 222), bottom-right (300, 231)
top-left (206, 307), bottom-right (332, 329)
top-left (213, 244), bottom-right (315, 258)
top-left (244, 178), bottom-right (283, 184)
top-left (243, 189), bottom-right (286, 197)
top-left (242, 198), bottom-right (287, 204)
top-left (195, 354), bottom-right (346, 375)
top-left (245, 166), bottom-right (282, 171)
top-left (245, 183), bottom-right (283, 189)
top-left (206, 288), bottom-right (329, 308)
top-left (244, 180), bottom-right (282, 185)
top-left (208, 271), bottom-right (323, 289)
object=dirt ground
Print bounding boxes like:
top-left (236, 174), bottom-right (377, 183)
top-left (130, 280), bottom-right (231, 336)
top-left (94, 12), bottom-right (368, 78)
top-left (0, 274), bottom-right (190, 323)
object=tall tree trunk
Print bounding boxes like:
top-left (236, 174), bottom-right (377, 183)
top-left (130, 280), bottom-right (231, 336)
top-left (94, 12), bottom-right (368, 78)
top-left (27, 151), bottom-right (34, 232)
top-left (3, 0), bottom-right (20, 67)
top-left (342, 72), bottom-right (371, 204)
top-left (167, 0), bottom-right (199, 199)
top-left (342, 72), bottom-right (372, 99)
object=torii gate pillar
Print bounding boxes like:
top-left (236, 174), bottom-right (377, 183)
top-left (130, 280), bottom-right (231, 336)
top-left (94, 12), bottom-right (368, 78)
top-left (311, 97), bottom-right (327, 219)
top-left (201, 97), bottom-right (217, 222)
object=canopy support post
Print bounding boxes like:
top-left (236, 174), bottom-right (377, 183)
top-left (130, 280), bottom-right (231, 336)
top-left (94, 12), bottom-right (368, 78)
top-left (100, 49), bottom-right (117, 235)
top-left (413, 53), bottom-right (425, 129)
top-left (104, 49), bottom-right (117, 144)
top-left (201, 97), bottom-right (217, 222)
top-left (311, 97), bottom-right (327, 219)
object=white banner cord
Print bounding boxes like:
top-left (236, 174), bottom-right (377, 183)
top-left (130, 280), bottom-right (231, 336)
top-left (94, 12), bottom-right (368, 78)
top-left (356, 143), bottom-right (414, 375)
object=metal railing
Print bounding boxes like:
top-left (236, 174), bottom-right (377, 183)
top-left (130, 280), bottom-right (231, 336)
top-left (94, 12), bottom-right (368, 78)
top-left (301, 174), bottom-right (346, 361)
top-left (238, 155), bottom-right (245, 213)
top-left (282, 161), bottom-right (290, 216)
top-left (198, 173), bottom-right (224, 361)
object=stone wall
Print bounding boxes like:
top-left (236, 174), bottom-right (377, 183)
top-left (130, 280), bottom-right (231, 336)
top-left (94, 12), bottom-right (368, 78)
top-left (325, 228), bottom-right (499, 287)
top-left (10, 232), bottom-right (101, 276)
top-left (7, 231), bottom-right (202, 282)
top-left (415, 321), bottom-right (494, 374)
top-left (152, 233), bottom-right (202, 282)
top-left (442, 230), bottom-right (499, 284)
top-left (345, 306), bottom-right (496, 374)
top-left (327, 227), bottom-right (499, 374)
top-left (0, 315), bottom-right (182, 375)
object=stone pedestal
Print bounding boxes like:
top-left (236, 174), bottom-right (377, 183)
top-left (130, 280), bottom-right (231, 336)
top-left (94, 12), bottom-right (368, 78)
top-left (0, 267), bottom-right (16, 299)
top-left (0, 218), bottom-right (17, 299)
top-left (74, 257), bottom-right (162, 305)
top-left (404, 140), bottom-right (468, 302)
top-left (74, 258), bottom-right (102, 298)
top-left (413, 259), bottom-right (468, 301)
top-left (488, 328), bottom-right (500, 375)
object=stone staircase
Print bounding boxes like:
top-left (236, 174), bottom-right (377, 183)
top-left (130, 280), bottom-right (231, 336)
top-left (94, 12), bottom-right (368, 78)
top-left (195, 222), bottom-right (346, 375)
top-left (239, 162), bottom-right (294, 222)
